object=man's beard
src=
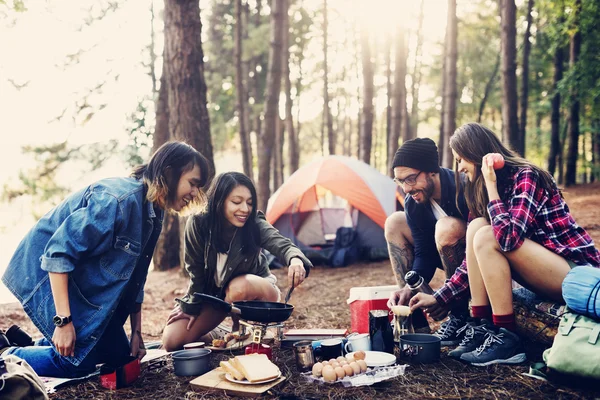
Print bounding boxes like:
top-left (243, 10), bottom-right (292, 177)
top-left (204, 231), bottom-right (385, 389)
top-left (408, 175), bottom-right (435, 203)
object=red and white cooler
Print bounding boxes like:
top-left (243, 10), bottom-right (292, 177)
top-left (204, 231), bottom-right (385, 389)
top-left (347, 285), bottom-right (397, 334)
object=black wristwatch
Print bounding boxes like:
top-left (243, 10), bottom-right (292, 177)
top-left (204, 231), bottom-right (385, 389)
top-left (53, 315), bottom-right (72, 327)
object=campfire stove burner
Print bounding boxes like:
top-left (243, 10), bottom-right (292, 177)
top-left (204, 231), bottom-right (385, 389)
top-left (238, 319), bottom-right (284, 344)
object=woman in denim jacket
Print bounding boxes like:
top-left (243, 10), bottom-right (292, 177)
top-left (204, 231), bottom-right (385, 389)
top-left (1, 141), bottom-right (209, 378)
top-left (162, 172), bottom-right (312, 351)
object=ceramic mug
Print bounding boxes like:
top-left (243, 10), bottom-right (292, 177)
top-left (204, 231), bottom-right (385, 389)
top-left (320, 338), bottom-right (344, 360)
top-left (345, 333), bottom-right (371, 353)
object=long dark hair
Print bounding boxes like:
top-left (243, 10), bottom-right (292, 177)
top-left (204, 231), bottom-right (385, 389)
top-left (449, 123), bottom-right (556, 220)
top-left (131, 141), bottom-right (211, 212)
top-left (201, 172), bottom-right (260, 255)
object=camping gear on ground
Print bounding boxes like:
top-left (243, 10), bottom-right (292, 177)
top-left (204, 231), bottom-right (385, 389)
top-left (99, 356), bottom-right (141, 389)
top-left (245, 343), bottom-right (273, 360)
top-left (369, 310), bottom-right (395, 354)
top-left (0, 355), bottom-right (48, 400)
top-left (318, 338), bottom-right (344, 360)
top-left (293, 340), bottom-right (315, 371)
top-left (4, 325), bottom-right (34, 347)
top-left (171, 348), bottom-right (212, 377)
top-left (399, 334), bottom-right (441, 364)
top-left (345, 333), bottom-right (371, 353)
top-left (542, 310), bottom-right (600, 379)
top-left (190, 367), bottom-right (286, 396)
top-left (347, 285), bottom-right (397, 334)
top-left (266, 155), bottom-right (402, 266)
top-left (405, 271), bottom-right (434, 331)
top-left (562, 266), bottom-right (600, 320)
top-left (191, 293), bottom-right (294, 324)
top-left (328, 227), bottom-right (360, 267)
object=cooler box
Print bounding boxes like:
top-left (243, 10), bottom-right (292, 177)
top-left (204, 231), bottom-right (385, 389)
top-left (347, 285), bottom-right (397, 334)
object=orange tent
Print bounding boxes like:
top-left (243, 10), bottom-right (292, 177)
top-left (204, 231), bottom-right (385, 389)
top-left (266, 156), bottom-right (400, 258)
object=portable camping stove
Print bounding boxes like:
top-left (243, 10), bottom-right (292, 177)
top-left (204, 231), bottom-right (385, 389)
top-left (238, 319), bottom-right (284, 344)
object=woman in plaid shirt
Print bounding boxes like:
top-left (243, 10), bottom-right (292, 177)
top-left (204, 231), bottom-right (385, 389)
top-left (410, 122), bottom-right (600, 366)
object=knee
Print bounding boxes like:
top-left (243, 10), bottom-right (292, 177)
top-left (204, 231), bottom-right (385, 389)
top-left (435, 217), bottom-right (466, 247)
top-left (466, 218), bottom-right (488, 241)
top-left (162, 327), bottom-right (182, 352)
top-left (472, 225), bottom-right (497, 255)
top-left (385, 212), bottom-right (408, 242)
top-left (225, 278), bottom-right (251, 303)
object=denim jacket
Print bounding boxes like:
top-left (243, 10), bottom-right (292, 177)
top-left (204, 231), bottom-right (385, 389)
top-left (404, 167), bottom-right (469, 282)
top-left (2, 177), bottom-right (163, 366)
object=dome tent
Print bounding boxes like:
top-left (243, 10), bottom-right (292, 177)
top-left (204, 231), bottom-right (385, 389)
top-left (266, 155), bottom-right (401, 265)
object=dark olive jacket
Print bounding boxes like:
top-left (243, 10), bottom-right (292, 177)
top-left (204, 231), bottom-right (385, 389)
top-left (178, 211), bottom-right (312, 314)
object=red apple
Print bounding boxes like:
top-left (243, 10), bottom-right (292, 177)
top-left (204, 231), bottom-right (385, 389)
top-left (490, 153), bottom-right (505, 170)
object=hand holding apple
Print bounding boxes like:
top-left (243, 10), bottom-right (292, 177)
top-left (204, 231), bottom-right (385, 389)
top-left (489, 153), bottom-right (505, 170)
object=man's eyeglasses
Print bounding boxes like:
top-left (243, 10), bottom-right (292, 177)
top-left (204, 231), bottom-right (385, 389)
top-left (393, 171), bottom-right (423, 186)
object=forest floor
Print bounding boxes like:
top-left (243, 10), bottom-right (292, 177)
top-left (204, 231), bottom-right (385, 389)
top-left (1, 182), bottom-right (600, 399)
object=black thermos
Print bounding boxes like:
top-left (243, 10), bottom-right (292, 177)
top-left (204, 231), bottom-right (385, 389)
top-left (404, 271), bottom-right (433, 331)
top-left (369, 310), bottom-right (394, 354)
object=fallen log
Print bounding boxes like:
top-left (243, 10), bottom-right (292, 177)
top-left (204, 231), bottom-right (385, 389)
top-left (513, 288), bottom-right (563, 345)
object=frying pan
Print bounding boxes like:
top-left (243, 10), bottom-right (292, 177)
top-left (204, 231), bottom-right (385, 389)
top-left (192, 293), bottom-right (294, 323)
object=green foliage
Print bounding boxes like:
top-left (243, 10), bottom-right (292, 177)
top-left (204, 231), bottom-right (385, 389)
top-left (124, 97), bottom-right (154, 168)
top-left (0, 0), bottom-right (26, 12)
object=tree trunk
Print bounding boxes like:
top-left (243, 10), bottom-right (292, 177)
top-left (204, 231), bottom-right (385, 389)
top-left (151, 49), bottom-right (175, 271)
top-left (518, 0), bottom-right (534, 157)
top-left (500, 0), bottom-right (520, 154)
top-left (547, 46), bottom-right (564, 177)
top-left (257, 0), bottom-right (286, 212)
top-left (162, 0), bottom-right (215, 272)
top-left (441, 0), bottom-right (457, 169)
top-left (385, 32), bottom-right (392, 168)
top-left (359, 28), bottom-right (374, 164)
top-left (388, 25), bottom-right (407, 175)
top-left (323, 0), bottom-right (335, 155)
top-left (283, 4), bottom-right (298, 176)
top-left (274, 117), bottom-right (284, 189)
top-left (235, 0), bottom-right (253, 180)
top-left (478, 53), bottom-right (501, 123)
top-left (565, 0), bottom-right (582, 187)
top-left (410, 0), bottom-right (425, 138)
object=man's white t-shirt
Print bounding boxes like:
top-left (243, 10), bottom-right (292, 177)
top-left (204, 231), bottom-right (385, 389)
top-left (430, 198), bottom-right (448, 220)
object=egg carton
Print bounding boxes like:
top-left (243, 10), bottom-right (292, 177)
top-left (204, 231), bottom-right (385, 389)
top-left (301, 364), bottom-right (408, 387)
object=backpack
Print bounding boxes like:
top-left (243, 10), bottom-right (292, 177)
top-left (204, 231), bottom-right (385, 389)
top-left (328, 227), bottom-right (359, 267)
top-left (0, 355), bottom-right (48, 400)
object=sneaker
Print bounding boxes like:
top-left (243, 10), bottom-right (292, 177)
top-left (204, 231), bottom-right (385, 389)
top-left (433, 314), bottom-right (467, 346)
top-left (459, 328), bottom-right (527, 366)
top-left (448, 319), bottom-right (494, 360)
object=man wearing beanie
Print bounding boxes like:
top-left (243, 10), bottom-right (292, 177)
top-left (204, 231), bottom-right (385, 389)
top-left (385, 137), bottom-right (471, 346)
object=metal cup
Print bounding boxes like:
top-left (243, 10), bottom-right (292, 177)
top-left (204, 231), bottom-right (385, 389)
top-left (293, 340), bottom-right (315, 372)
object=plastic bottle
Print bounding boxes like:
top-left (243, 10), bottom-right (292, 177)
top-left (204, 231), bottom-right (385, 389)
top-left (405, 271), bottom-right (434, 295)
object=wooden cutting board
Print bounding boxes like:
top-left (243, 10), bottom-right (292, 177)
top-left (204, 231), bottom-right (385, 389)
top-left (190, 368), bottom-right (286, 397)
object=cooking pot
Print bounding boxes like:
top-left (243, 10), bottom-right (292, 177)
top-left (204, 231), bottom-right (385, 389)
top-left (399, 333), bottom-right (441, 364)
top-left (171, 348), bottom-right (212, 376)
top-left (190, 293), bottom-right (294, 323)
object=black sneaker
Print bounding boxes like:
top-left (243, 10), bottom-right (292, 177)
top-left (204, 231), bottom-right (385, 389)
top-left (459, 328), bottom-right (527, 366)
top-left (448, 319), bottom-right (494, 360)
top-left (433, 314), bottom-right (467, 346)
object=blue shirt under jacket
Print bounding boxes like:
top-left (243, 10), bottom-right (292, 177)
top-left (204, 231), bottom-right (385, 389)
top-left (2, 177), bottom-right (163, 366)
top-left (404, 167), bottom-right (468, 283)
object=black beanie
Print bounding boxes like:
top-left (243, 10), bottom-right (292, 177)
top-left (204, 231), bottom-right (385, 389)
top-left (392, 138), bottom-right (440, 172)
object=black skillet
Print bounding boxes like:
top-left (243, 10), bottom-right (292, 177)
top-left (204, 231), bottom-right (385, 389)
top-left (192, 293), bottom-right (294, 324)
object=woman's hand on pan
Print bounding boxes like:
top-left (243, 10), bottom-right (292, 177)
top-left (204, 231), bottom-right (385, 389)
top-left (288, 258), bottom-right (306, 286)
top-left (166, 303), bottom-right (197, 330)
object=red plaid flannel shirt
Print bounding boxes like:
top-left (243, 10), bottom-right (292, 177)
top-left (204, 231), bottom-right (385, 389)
top-left (435, 167), bottom-right (600, 305)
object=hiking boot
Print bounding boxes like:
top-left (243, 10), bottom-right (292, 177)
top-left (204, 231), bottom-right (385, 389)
top-left (5, 325), bottom-right (34, 347)
top-left (433, 314), bottom-right (467, 346)
top-left (459, 328), bottom-right (527, 366)
top-left (448, 319), bottom-right (494, 360)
